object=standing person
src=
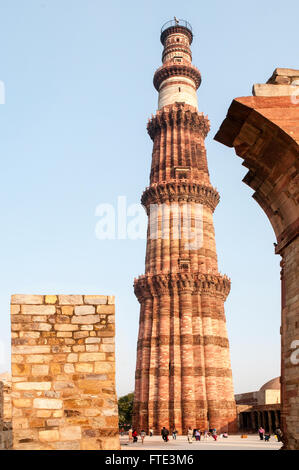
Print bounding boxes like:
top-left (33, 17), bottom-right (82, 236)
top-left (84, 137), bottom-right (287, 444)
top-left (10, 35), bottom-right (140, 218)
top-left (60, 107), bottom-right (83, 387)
top-left (172, 428), bottom-right (177, 440)
top-left (149, 428), bottom-right (153, 437)
top-left (275, 428), bottom-right (283, 442)
top-left (140, 429), bottom-right (146, 444)
top-left (195, 429), bottom-right (201, 441)
top-left (212, 429), bottom-right (218, 441)
top-left (161, 427), bottom-right (168, 442)
top-left (165, 427), bottom-right (170, 442)
top-left (187, 427), bottom-right (193, 443)
top-left (258, 426), bottom-right (265, 441)
top-left (132, 429), bottom-right (138, 443)
top-left (128, 427), bottom-right (133, 442)
top-left (204, 430), bottom-right (208, 440)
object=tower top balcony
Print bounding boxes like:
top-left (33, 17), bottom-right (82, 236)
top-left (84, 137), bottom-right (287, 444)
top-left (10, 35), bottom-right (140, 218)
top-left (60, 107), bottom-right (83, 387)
top-left (160, 19), bottom-right (193, 45)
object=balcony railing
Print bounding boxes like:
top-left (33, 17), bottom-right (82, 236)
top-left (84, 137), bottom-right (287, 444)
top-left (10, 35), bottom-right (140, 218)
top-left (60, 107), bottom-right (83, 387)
top-left (161, 19), bottom-right (192, 34)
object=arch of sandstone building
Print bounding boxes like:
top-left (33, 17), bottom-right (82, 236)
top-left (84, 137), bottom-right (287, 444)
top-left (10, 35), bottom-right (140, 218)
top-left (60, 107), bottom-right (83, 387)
top-left (214, 68), bottom-right (299, 450)
top-left (10, 294), bottom-right (120, 450)
top-left (133, 19), bottom-right (237, 435)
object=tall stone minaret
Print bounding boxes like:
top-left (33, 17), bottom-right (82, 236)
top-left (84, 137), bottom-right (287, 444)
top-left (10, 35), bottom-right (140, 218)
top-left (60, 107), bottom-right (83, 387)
top-left (133, 19), bottom-right (237, 434)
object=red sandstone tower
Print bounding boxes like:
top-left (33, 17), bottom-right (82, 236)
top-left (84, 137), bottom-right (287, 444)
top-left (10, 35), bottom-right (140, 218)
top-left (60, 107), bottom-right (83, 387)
top-left (133, 19), bottom-right (237, 434)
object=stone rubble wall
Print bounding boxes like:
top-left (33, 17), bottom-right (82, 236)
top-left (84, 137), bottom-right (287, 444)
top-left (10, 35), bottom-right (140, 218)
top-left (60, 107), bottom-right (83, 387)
top-left (11, 294), bottom-right (120, 450)
top-left (0, 378), bottom-right (13, 449)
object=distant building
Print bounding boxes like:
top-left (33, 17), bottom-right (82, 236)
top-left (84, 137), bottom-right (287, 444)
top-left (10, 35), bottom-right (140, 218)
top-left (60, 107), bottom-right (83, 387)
top-left (235, 377), bottom-right (281, 433)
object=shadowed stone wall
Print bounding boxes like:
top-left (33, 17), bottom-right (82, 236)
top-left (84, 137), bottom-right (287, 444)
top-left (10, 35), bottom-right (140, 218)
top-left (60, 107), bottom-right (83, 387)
top-left (11, 294), bottom-right (120, 450)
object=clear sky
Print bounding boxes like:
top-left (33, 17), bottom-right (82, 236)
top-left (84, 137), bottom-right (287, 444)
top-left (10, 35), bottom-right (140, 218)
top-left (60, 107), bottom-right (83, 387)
top-left (0, 0), bottom-right (297, 396)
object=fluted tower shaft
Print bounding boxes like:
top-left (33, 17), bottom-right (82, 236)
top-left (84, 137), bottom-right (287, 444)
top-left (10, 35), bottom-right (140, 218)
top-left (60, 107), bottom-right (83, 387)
top-left (133, 20), bottom-right (237, 434)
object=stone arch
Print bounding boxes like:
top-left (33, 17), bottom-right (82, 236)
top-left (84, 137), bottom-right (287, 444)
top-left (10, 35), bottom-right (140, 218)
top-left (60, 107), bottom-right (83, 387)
top-left (215, 77), bottom-right (299, 450)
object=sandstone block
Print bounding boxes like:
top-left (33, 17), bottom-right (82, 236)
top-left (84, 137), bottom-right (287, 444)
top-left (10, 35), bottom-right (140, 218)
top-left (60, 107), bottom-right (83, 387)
top-left (85, 337), bottom-right (101, 344)
top-left (33, 323), bottom-right (53, 331)
top-left (54, 324), bottom-right (79, 331)
top-left (61, 306), bottom-right (74, 316)
top-left (71, 314), bottom-right (100, 324)
top-left (13, 399), bottom-right (32, 408)
top-left (58, 295), bottom-right (83, 305)
top-left (25, 354), bottom-right (53, 363)
top-left (33, 398), bottom-right (63, 409)
top-left (11, 305), bottom-right (20, 315)
top-left (45, 295), bottom-right (57, 304)
top-left (75, 363), bottom-right (94, 373)
top-left (100, 344), bottom-right (114, 353)
top-left (67, 353), bottom-right (78, 363)
top-left (73, 331), bottom-right (89, 339)
top-left (21, 305), bottom-right (56, 315)
top-left (74, 305), bottom-right (95, 315)
top-left (11, 295), bottom-right (44, 305)
top-left (36, 410), bottom-right (52, 418)
top-left (79, 352), bottom-right (105, 362)
top-left (86, 345), bottom-right (99, 352)
top-left (64, 364), bottom-right (75, 374)
top-left (94, 362), bottom-right (114, 373)
top-left (31, 365), bottom-right (49, 375)
top-left (84, 295), bottom-right (107, 305)
top-left (12, 345), bottom-right (51, 354)
top-left (11, 363), bottom-right (31, 376)
top-left (15, 382), bottom-right (51, 391)
top-left (39, 430), bottom-right (60, 442)
top-left (96, 305), bottom-right (115, 314)
top-left (59, 426), bottom-right (81, 441)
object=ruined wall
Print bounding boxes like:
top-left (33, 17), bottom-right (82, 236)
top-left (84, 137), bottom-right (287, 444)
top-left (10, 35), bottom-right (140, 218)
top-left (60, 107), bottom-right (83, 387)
top-left (214, 68), bottom-right (299, 450)
top-left (11, 294), bottom-right (120, 450)
top-left (0, 375), bottom-right (13, 449)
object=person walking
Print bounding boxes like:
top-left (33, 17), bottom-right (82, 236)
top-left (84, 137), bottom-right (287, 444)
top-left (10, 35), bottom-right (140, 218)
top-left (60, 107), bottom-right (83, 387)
top-left (195, 429), bottom-right (201, 441)
top-left (212, 429), bottom-right (218, 441)
top-left (258, 426), bottom-right (265, 441)
top-left (140, 429), bottom-right (146, 444)
top-left (187, 427), bottom-right (193, 443)
top-left (172, 428), bottom-right (177, 440)
top-left (128, 427), bottom-right (133, 442)
top-left (149, 428), bottom-right (153, 437)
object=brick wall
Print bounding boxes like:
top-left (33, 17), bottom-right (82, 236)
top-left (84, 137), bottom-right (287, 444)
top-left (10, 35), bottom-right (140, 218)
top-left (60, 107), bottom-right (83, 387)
top-left (11, 294), bottom-right (120, 450)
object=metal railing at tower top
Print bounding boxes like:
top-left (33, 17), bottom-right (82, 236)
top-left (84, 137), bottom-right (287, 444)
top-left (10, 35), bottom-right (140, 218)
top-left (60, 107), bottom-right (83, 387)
top-left (161, 19), bottom-right (192, 34)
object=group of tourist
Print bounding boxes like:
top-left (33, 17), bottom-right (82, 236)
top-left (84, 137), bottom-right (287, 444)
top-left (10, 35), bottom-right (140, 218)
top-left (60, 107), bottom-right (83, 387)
top-left (127, 426), bottom-right (228, 443)
top-left (258, 426), bottom-right (283, 442)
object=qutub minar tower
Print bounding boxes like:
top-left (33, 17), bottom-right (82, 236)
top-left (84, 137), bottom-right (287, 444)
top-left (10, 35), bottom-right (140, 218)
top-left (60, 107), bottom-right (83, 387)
top-left (133, 19), bottom-right (237, 434)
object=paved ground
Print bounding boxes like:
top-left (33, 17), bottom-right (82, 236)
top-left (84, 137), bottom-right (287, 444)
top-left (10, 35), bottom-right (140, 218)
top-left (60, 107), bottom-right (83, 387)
top-left (120, 434), bottom-right (282, 451)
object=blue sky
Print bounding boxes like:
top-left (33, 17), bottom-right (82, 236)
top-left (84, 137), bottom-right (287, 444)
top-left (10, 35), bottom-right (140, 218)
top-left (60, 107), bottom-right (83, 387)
top-left (0, 0), bottom-right (297, 396)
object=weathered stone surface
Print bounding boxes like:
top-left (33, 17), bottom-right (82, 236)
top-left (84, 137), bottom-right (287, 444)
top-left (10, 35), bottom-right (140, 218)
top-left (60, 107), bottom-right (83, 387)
top-left (71, 315), bottom-right (100, 324)
top-left (11, 294), bottom-right (119, 450)
top-left (74, 306), bottom-right (95, 315)
top-left (39, 430), bottom-right (60, 442)
top-left (21, 305), bottom-right (56, 315)
top-left (11, 295), bottom-right (44, 305)
top-left (84, 295), bottom-right (107, 305)
top-left (33, 399), bottom-right (63, 409)
top-left (45, 295), bottom-right (57, 304)
top-left (58, 295), bottom-right (83, 305)
top-left (214, 71), bottom-right (299, 449)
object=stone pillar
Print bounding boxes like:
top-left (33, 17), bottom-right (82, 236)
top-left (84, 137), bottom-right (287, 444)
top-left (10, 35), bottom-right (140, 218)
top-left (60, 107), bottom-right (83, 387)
top-left (11, 294), bottom-right (119, 450)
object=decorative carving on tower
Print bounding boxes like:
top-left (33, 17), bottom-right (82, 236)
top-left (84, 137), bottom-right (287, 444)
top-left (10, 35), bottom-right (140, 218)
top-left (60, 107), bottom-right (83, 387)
top-left (133, 19), bottom-right (237, 434)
